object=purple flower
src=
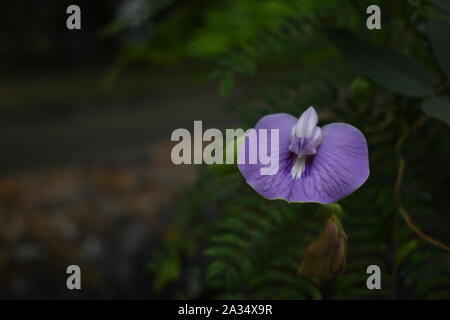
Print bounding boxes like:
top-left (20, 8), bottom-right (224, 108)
top-left (238, 106), bottom-right (369, 204)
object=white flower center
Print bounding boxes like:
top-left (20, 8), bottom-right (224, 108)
top-left (289, 106), bottom-right (322, 179)
top-left (291, 156), bottom-right (306, 179)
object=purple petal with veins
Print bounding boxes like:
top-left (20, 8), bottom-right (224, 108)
top-left (238, 106), bottom-right (370, 204)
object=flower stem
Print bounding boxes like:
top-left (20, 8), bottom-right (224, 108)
top-left (394, 120), bottom-right (450, 252)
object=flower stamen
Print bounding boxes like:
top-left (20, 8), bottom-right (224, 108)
top-left (291, 156), bottom-right (306, 179)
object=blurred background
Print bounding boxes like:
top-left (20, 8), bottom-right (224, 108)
top-left (1, 0), bottom-right (450, 299)
top-left (0, 0), bottom-right (238, 299)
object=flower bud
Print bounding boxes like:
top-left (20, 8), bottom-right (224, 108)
top-left (298, 216), bottom-right (347, 281)
top-left (350, 77), bottom-right (372, 103)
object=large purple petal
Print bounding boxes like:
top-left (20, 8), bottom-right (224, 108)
top-left (238, 113), bottom-right (297, 200)
top-left (289, 123), bottom-right (369, 204)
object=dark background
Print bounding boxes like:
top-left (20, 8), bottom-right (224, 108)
top-left (0, 0), bottom-right (238, 299)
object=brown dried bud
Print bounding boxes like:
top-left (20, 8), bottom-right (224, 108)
top-left (298, 217), bottom-right (347, 281)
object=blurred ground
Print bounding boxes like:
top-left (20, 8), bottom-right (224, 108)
top-left (0, 68), bottom-right (238, 298)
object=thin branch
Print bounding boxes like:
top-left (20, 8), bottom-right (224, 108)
top-left (394, 120), bottom-right (450, 252)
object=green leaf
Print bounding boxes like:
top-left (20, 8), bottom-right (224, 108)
top-left (324, 28), bottom-right (436, 97)
top-left (427, 18), bottom-right (450, 79)
top-left (151, 255), bottom-right (181, 291)
top-left (396, 239), bottom-right (419, 265)
top-left (207, 261), bottom-right (227, 281)
top-left (204, 246), bottom-right (237, 259)
top-left (431, 0), bottom-right (450, 12)
top-left (422, 96), bottom-right (450, 126)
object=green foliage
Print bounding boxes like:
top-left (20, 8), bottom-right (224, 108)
top-left (325, 3), bottom-right (450, 125)
top-left (399, 248), bottom-right (450, 299)
top-left (205, 197), bottom-right (321, 299)
top-left (324, 28), bottom-right (437, 97)
top-left (105, 0), bottom-right (346, 67)
top-left (147, 0), bottom-right (450, 299)
top-left (185, 0), bottom-right (305, 58)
